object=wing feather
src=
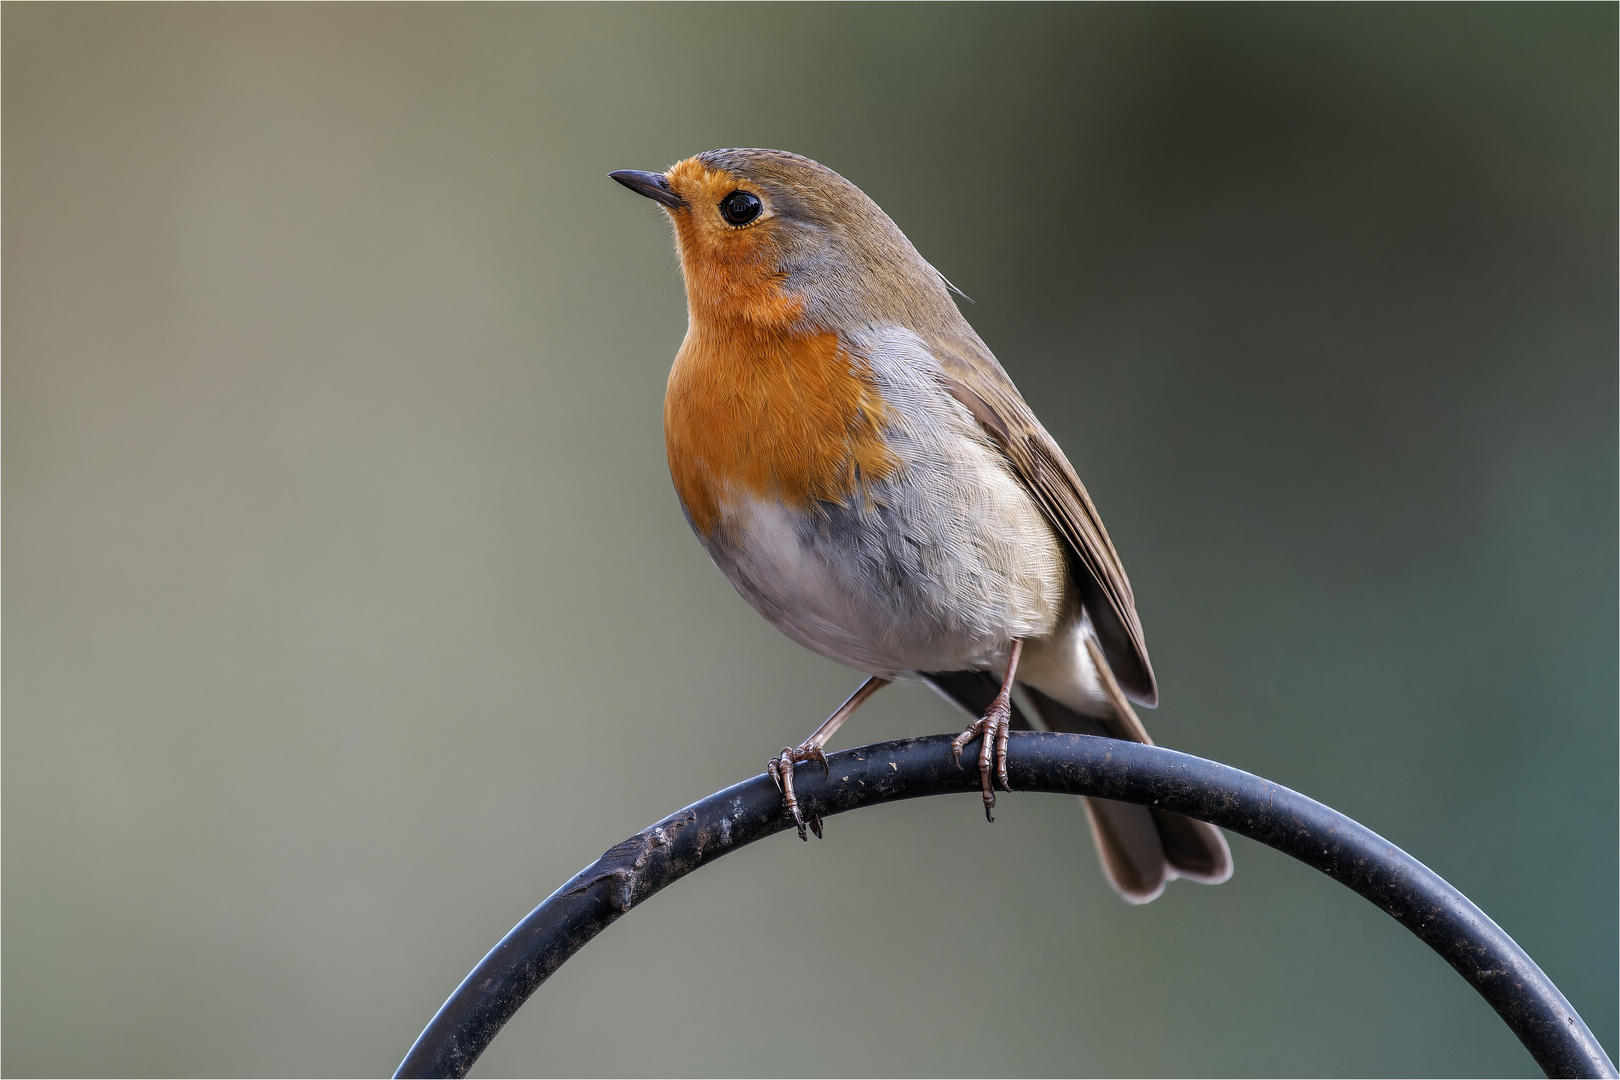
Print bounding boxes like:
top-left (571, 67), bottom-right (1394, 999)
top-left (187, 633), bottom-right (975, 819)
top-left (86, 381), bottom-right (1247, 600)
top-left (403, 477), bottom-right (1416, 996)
top-left (929, 335), bottom-right (1159, 705)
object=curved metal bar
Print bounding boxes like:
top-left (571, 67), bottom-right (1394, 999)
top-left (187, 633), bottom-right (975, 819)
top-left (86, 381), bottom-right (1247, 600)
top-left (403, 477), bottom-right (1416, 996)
top-left (395, 732), bottom-right (1615, 1079)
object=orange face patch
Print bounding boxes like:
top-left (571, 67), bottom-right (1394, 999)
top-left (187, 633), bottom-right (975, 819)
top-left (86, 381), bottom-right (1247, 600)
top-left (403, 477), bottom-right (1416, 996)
top-left (659, 159), bottom-right (896, 535)
top-left (661, 158), bottom-right (795, 325)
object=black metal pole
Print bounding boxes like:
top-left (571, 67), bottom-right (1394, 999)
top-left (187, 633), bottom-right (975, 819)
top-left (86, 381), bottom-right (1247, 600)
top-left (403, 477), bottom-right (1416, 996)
top-left (395, 732), bottom-right (1616, 1079)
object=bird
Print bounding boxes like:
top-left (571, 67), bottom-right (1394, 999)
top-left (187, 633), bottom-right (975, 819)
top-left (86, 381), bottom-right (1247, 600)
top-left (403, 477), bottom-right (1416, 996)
top-left (610, 148), bottom-right (1231, 903)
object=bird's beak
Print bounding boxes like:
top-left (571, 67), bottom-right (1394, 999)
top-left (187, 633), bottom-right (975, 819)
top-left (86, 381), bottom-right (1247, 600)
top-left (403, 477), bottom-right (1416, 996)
top-left (609, 170), bottom-right (685, 210)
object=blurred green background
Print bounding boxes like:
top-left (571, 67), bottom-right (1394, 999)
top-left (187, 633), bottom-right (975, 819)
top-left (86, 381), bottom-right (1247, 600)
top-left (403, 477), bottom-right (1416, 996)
top-left (5, 4), bottom-right (1614, 1077)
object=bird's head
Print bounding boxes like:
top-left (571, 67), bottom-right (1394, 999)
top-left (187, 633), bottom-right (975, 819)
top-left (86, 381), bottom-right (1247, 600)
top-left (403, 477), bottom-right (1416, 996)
top-left (611, 148), bottom-right (959, 333)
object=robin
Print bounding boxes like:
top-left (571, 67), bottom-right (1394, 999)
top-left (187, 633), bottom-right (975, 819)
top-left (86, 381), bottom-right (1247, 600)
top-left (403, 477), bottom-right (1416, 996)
top-left (610, 149), bottom-right (1231, 903)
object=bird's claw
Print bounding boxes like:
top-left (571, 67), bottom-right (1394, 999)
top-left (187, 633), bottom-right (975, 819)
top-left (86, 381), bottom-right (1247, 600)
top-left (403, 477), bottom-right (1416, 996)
top-left (768, 744), bottom-right (828, 842)
top-left (951, 693), bottom-right (1014, 822)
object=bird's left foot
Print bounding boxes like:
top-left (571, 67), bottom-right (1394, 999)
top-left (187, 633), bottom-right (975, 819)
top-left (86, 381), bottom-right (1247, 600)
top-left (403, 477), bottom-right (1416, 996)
top-left (768, 744), bottom-right (829, 841)
top-left (951, 687), bottom-right (1014, 822)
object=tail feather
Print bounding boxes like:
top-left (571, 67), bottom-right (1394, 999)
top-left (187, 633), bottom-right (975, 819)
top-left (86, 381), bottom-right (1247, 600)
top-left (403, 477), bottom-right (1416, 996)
top-left (923, 670), bottom-right (1232, 903)
top-left (1082, 796), bottom-right (1172, 903)
top-left (1022, 685), bottom-right (1232, 900)
top-left (1149, 806), bottom-right (1234, 884)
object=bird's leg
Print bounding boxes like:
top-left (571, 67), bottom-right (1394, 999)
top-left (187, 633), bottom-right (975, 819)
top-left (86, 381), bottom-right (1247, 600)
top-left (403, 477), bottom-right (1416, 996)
top-left (769, 676), bottom-right (889, 841)
top-left (950, 639), bottom-right (1024, 822)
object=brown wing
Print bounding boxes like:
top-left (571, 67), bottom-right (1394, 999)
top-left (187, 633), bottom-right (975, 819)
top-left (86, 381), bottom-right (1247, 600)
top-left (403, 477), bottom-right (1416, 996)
top-left (928, 333), bottom-right (1159, 705)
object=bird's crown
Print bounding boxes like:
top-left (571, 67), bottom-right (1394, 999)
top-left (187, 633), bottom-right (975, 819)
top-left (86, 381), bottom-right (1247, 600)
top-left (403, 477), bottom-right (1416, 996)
top-left (613, 148), bottom-right (962, 334)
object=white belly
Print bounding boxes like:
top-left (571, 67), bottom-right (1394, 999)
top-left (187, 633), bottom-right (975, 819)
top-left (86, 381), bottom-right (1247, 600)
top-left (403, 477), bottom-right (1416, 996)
top-left (694, 327), bottom-right (1070, 678)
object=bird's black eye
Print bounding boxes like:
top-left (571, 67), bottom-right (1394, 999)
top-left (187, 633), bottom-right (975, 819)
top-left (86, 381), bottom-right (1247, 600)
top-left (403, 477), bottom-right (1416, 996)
top-left (720, 190), bottom-right (762, 226)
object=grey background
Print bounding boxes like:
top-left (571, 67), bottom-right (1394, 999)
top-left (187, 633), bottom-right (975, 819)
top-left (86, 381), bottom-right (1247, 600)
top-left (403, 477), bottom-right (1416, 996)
top-left (5, 5), bottom-right (1614, 1076)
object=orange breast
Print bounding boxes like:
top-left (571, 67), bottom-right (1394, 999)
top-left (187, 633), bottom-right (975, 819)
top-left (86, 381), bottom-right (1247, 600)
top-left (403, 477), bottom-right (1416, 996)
top-left (665, 313), bottom-right (898, 537)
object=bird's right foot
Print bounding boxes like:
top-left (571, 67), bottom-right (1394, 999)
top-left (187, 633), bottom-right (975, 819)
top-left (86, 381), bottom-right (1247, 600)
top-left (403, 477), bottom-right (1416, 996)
top-left (765, 676), bottom-right (891, 842)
